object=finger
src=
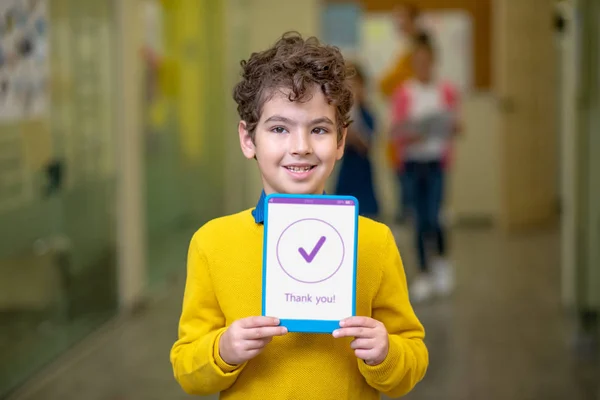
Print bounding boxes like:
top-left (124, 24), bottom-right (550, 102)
top-left (350, 338), bottom-right (375, 350)
top-left (332, 327), bottom-right (373, 339)
top-left (245, 337), bottom-right (273, 350)
top-left (242, 326), bottom-right (288, 340)
top-left (340, 316), bottom-right (378, 329)
top-left (239, 316), bottom-right (281, 329)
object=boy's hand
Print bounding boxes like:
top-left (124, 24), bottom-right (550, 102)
top-left (219, 317), bottom-right (287, 366)
top-left (332, 317), bottom-right (389, 366)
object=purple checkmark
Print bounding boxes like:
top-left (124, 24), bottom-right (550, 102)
top-left (298, 236), bottom-right (326, 263)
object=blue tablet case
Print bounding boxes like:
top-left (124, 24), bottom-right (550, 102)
top-left (261, 193), bottom-right (359, 334)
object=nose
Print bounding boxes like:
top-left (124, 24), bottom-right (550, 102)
top-left (290, 130), bottom-right (312, 156)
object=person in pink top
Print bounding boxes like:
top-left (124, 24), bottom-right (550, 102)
top-left (389, 33), bottom-right (461, 303)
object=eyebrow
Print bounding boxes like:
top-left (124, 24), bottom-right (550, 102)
top-left (264, 115), bottom-right (335, 126)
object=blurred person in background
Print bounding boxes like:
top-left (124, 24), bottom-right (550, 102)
top-left (389, 33), bottom-right (461, 303)
top-left (335, 62), bottom-right (379, 218)
top-left (379, 2), bottom-right (421, 98)
top-left (379, 1), bottom-right (423, 224)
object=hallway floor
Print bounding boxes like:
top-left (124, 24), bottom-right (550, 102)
top-left (7, 226), bottom-right (600, 400)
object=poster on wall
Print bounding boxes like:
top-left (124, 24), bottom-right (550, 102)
top-left (321, 3), bottom-right (361, 56)
top-left (0, 0), bottom-right (48, 121)
top-left (420, 11), bottom-right (473, 94)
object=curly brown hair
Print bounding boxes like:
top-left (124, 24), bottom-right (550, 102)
top-left (233, 31), bottom-right (354, 142)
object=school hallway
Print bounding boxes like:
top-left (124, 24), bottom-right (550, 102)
top-left (7, 224), bottom-right (599, 400)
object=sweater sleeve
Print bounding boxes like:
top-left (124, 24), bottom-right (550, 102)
top-left (441, 81), bottom-right (461, 131)
top-left (441, 81), bottom-right (460, 111)
top-left (391, 85), bottom-right (410, 125)
top-left (357, 227), bottom-right (428, 398)
top-left (388, 85), bottom-right (413, 167)
top-left (170, 232), bottom-right (247, 395)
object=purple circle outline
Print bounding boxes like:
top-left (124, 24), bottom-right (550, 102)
top-left (276, 218), bottom-right (345, 284)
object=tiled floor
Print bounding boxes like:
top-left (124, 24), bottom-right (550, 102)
top-left (7, 226), bottom-right (600, 400)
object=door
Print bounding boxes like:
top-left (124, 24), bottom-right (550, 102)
top-left (574, 0), bottom-right (600, 315)
top-left (494, 0), bottom-right (559, 231)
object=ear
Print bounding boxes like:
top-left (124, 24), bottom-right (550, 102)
top-left (336, 127), bottom-right (347, 160)
top-left (238, 121), bottom-right (256, 159)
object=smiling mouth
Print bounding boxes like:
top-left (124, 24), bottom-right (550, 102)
top-left (284, 165), bottom-right (316, 172)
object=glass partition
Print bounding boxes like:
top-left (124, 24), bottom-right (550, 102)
top-left (141, 0), bottom-right (226, 289)
top-left (0, 0), bottom-right (118, 395)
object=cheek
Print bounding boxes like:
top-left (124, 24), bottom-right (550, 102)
top-left (255, 141), bottom-right (284, 164)
top-left (315, 138), bottom-right (341, 162)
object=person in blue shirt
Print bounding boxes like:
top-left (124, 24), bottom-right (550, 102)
top-left (335, 63), bottom-right (380, 218)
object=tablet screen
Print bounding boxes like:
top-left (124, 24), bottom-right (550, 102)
top-left (262, 194), bottom-right (358, 333)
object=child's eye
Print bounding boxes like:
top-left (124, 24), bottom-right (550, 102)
top-left (271, 126), bottom-right (288, 134)
top-left (312, 127), bottom-right (328, 135)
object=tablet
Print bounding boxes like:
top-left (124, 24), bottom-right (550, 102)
top-left (262, 193), bottom-right (358, 333)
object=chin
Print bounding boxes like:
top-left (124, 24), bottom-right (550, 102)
top-left (284, 187), bottom-right (321, 195)
top-left (277, 182), bottom-right (325, 195)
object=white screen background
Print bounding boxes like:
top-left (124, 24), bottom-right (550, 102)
top-left (264, 202), bottom-right (357, 321)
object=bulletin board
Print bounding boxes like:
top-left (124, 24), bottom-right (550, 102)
top-left (0, 0), bottom-right (48, 121)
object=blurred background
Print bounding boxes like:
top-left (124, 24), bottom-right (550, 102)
top-left (0, 0), bottom-right (599, 399)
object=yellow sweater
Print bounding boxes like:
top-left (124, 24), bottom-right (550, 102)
top-left (170, 209), bottom-right (428, 399)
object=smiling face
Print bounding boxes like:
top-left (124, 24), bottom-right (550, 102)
top-left (239, 85), bottom-right (346, 195)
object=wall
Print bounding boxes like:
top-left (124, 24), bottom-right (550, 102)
top-left (447, 93), bottom-right (501, 223)
top-left (576, 0), bottom-right (600, 309)
top-left (494, 0), bottom-right (559, 231)
top-left (116, 0), bottom-right (145, 310)
top-left (557, 0), bottom-right (578, 307)
top-left (588, 5), bottom-right (600, 310)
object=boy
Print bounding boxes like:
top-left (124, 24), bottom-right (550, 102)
top-left (170, 32), bottom-right (428, 399)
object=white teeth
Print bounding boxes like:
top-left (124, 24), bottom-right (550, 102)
top-left (287, 166), bottom-right (312, 172)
